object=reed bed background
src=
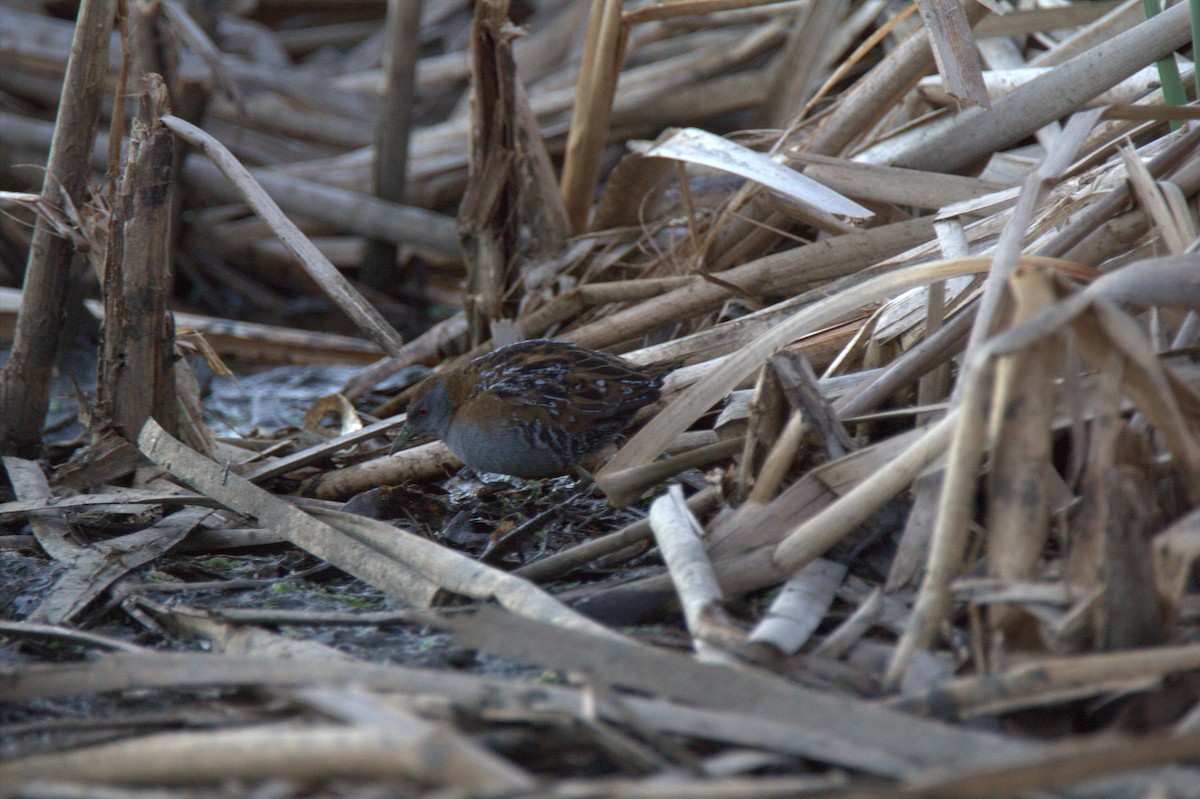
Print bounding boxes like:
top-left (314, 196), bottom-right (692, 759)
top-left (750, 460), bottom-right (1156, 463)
top-left (4, 0), bottom-right (1200, 795)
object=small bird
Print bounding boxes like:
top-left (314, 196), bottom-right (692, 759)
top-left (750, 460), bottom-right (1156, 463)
top-left (401, 339), bottom-right (676, 479)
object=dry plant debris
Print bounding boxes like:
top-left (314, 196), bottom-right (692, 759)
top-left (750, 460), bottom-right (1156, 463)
top-left (4, 0), bottom-right (1200, 796)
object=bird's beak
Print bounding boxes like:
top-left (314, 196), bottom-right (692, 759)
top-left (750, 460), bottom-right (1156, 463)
top-left (388, 423), bottom-right (417, 456)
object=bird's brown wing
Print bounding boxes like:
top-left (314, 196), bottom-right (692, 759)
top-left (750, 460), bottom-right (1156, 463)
top-left (470, 340), bottom-right (663, 423)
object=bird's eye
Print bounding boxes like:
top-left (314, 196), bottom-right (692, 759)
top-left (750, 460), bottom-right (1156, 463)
top-left (416, 406), bottom-right (430, 417)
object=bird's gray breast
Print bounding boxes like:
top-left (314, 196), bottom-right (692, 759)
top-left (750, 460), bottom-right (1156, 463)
top-left (444, 420), bottom-right (573, 478)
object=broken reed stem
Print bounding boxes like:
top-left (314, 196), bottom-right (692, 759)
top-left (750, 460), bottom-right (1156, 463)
top-left (160, 115), bottom-right (406, 356)
top-left (98, 75), bottom-right (177, 441)
top-left (650, 484), bottom-right (734, 662)
top-left (891, 640), bottom-right (1200, 718)
top-left (801, 3), bottom-right (964, 157)
top-left (598, 437), bottom-right (744, 507)
top-left (343, 313), bottom-right (469, 401)
top-left (983, 261), bottom-right (1058, 621)
top-left (1082, 301), bottom-right (1200, 501)
top-left (568, 216), bottom-right (937, 352)
top-left (880, 116), bottom-right (1103, 682)
top-left (596, 254), bottom-right (997, 500)
top-left (892, 2), bottom-right (1192, 172)
top-left (772, 410), bottom-right (958, 574)
top-left (361, 0), bottom-right (424, 289)
top-left (885, 361), bottom-right (993, 690)
top-left (747, 410), bottom-right (805, 504)
top-left (302, 440), bottom-right (462, 500)
top-left (880, 256), bottom-right (1200, 657)
top-left (837, 300), bottom-right (974, 420)
top-left (1039, 122), bottom-right (1200, 258)
top-left (560, 0), bottom-right (627, 231)
top-left (622, 0), bottom-right (794, 26)
top-left (0, 0), bottom-right (117, 457)
top-left (460, 0), bottom-right (521, 346)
